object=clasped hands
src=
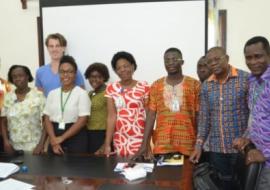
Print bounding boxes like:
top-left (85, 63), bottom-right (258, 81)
top-left (50, 136), bottom-right (65, 155)
top-left (233, 137), bottom-right (266, 165)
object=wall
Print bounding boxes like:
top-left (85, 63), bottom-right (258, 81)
top-left (0, 0), bottom-right (270, 79)
top-left (217, 0), bottom-right (270, 71)
top-left (0, 0), bottom-right (39, 82)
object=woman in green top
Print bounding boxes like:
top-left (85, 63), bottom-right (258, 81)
top-left (84, 63), bottom-right (110, 154)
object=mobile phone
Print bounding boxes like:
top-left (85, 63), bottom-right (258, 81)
top-left (10, 159), bottom-right (24, 164)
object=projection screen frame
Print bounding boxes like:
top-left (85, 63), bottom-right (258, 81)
top-left (39, 0), bottom-right (208, 86)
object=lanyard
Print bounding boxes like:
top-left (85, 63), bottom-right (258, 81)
top-left (60, 88), bottom-right (73, 119)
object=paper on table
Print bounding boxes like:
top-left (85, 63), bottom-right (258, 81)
top-left (114, 162), bottom-right (154, 173)
top-left (156, 155), bottom-right (184, 166)
top-left (0, 162), bottom-right (19, 178)
top-left (122, 167), bottom-right (147, 181)
top-left (0, 178), bottom-right (34, 190)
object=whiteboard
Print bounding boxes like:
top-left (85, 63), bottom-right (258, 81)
top-left (42, 1), bottom-right (206, 89)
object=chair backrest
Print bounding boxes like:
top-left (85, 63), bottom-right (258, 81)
top-left (193, 162), bottom-right (222, 190)
top-left (244, 162), bottom-right (263, 190)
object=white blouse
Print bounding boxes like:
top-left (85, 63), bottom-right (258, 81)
top-left (44, 86), bottom-right (91, 123)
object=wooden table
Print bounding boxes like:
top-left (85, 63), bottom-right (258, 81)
top-left (1, 153), bottom-right (182, 190)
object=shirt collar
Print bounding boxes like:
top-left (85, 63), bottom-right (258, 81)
top-left (207, 65), bottom-right (238, 82)
top-left (249, 64), bottom-right (270, 83)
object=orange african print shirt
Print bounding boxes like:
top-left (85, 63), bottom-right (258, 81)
top-left (149, 76), bottom-right (200, 156)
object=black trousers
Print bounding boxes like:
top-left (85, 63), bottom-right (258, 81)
top-left (87, 130), bottom-right (106, 153)
top-left (48, 122), bottom-right (88, 154)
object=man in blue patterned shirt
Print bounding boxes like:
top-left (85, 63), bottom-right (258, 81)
top-left (190, 47), bottom-right (249, 190)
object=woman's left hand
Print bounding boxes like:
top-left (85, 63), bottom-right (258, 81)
top-left (33, 143), bottom-right (44, 155)
top-left (104, 145), bottom-right (116, 157)
top-left (94, 144), bottom-right (105, 155)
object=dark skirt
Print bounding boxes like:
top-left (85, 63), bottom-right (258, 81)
top-left (48, 122), bottom-right (88, 154)
top-left (87, 130), bottom-right (106, 153)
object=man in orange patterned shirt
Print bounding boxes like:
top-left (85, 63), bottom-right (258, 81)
top-left (133, 48), bottom-right (200, 190)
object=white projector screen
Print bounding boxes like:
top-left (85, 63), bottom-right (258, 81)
top-left (41, 0), bottom-right (207, 90)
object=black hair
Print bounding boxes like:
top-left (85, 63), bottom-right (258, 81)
top-left (111, 51), bottom-right (137, 71)
top-left (8, 65), bottom-right (34, 84)
top-left (207, 46), bottom-right (226, 55)
top-left (59, 55), bottom-right (78, 72)
top-left (84, 62), bottom-right (110, 82)
top-left (164, 47), bottom-right (182, 58)
top-left (244, 36), bottom-right (270, 54)
top-left (197, 56), bottom-right (207, 65)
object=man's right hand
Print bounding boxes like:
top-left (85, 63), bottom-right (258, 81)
top-left (189, 147), bottom-right (202, 164)
top-left (233, 137), bottom-right (250, 151)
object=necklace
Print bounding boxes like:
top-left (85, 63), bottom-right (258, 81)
top-left (119, 80), bottom-right (136, 93)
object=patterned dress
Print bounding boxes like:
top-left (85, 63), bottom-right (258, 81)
top-left (1, 88), bottom-right (45, 151)
top-left (105, 81), bottom-right (150, 156)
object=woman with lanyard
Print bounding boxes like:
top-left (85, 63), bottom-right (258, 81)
top-left (44, 55), bottom-right (90, 155)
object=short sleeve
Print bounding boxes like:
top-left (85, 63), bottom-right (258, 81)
top-left (105, 83), bottom-right (114, 98)
top-left (37, 91), bottom-right (46, 118)
top-left (35, 68), bottom-right (42, 89)
top-left (1, 94), bottom-right (9, 117)
top-left (43, 91), bottom-right (54, 117)
top-left (140, 81), bottom-right (150, 107)
top-left (194, 80), bottom-right (201, 112)
top-left (78, 89), bottom-right (91, 116)
top-left (148, 81), bottom-right (158, 111)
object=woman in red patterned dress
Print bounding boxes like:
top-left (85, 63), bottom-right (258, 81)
top-left (104, 51), bottom-right (150, 157)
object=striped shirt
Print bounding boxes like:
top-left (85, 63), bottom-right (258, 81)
top-left (248, 65), bottom-right (270, 168)
top-left (196, 66), bottom-right (249, 153)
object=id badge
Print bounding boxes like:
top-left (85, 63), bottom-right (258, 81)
top-left (59, 122), bottom-right (66, 130)
top-left (115, 96), bottom-right (125, 109)
top-left (171, 99), bottom-right (180, 112)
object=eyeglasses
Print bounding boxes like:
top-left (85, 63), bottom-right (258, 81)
top-left (59, 70), bottom-right (75, 75)
top-left (207, 55), bottom-right (226, 65)
top-left (164, 58), bottom-right (183, 65)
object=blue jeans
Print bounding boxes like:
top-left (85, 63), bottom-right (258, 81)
top-left (209, 152), bottom-right (239, 190)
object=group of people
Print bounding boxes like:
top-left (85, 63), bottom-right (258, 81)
top-left (0, 33), bottom-right (269, 190)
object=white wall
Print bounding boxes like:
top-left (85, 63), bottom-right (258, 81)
top-left (217, 0), bottom-right (270, 71)
top-left (0, 0), bottom-right (270, 80)
top-left (0, 0), bottom-right (39, 83)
